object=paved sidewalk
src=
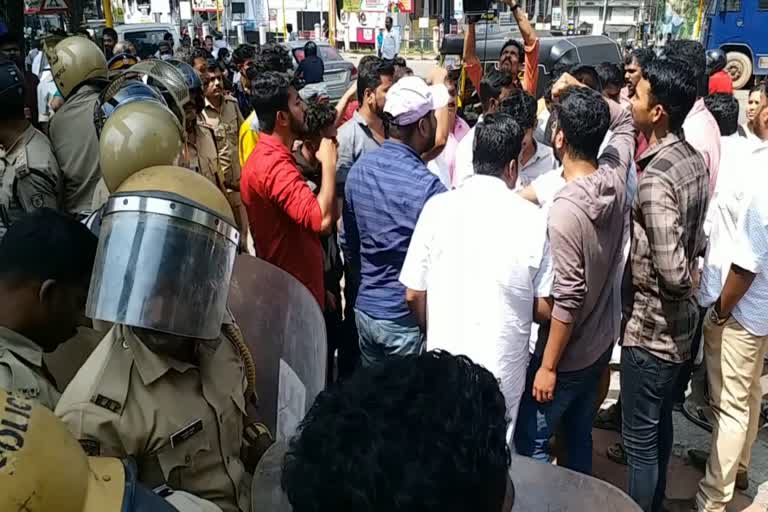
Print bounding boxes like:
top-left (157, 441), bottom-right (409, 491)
top-left (592, 373), bottom-right (768, 511)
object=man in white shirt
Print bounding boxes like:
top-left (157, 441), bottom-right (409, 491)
top-left (400, 112), bottom-right (554, 443)
top-left (379, 17), bottom-right (400, 61)
top-left (453, 69), bottom-right (515, 184)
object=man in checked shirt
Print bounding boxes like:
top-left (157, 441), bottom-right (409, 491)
top-left (621, 58), bottom-right (709, 512)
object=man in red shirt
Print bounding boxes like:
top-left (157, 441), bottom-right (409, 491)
top-left (241, 71), bottom-right (338, 308)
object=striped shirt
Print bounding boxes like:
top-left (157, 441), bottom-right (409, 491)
top-left (624, 132), bottom-right (709, 363)
top-left (341, 140), bottom-right (447, 320)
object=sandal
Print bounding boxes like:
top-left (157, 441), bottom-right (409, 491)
top-left (682, 401), bottom-right (714, 432)
top-left (607, 442), bottom-right (628, 466)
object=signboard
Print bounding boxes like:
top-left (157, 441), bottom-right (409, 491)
top-left (343, 0), bottom-right (361, 11)
top-left (418, 16), bottom-right (429, 28)
top-left (357, 27), bottom-right (375, 43)
top-left (180, 0), bottom-right (192, 19)
top-left (192, 0), bottom-right (222, 12)
top-left (25, 0), bottom-right (69, 14)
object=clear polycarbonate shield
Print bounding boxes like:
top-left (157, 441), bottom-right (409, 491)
top-left (87, 192), bottom-right (238, 340)
top-left (250, 444), bottom-right (643, 512)
top-left (227, 255), bottom-right (327, 437)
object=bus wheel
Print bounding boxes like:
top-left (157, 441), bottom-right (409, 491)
top-left (726, 51), bottom-right (752, 89)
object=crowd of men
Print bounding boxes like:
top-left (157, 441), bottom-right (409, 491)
top-left (1, 0), bottom-right (768, 509)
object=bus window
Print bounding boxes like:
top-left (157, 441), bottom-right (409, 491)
top-left (724, 0), bottom-right (741, 11)
top-left (760, 0), bottom-right (768, 9)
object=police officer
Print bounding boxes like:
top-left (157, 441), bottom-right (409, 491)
top-left (200, 58), bottom-right (249, 251)
top-left (0, 209), bottom-right (97, 410)
top-left (55, 97), bottom-right (257, 512)
top-left (0, 389), bottom-right (223, 511)
top-left (46, 36), bottom-right (108, 217)
top-left (0, 58), bottom-right (60, 240)
top-left (173, 60), bottom-right (223, 187)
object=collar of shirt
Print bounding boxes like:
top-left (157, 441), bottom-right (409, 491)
top-left (351, 109), bottom-right (386, 143)
top-left (257, 132), bottom-right (295, 159)
top-left (380, 139), bottom-right (424, 163)
top-left (204, 96), bottom-right (224, 114)
top-left (521, 140), bottom-right (551, 171)
top-left (125, 327), bottom-right (199, 385)
top-left (637, 131), bottom-right (684, 170)
top-left (0, 326), bottom-right (43, 368)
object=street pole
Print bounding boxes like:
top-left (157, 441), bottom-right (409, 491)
top-left (442, 0), bottom-right (450, 36)
top-left (103, 0), bottom-right (114, 27)
top-left (600, 0), bottom-right (608, 34)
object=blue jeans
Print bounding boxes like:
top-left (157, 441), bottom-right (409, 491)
top-left (355, 308), bottom-right (423, 367)
top-left (620, 346), bottom-right (682, 512)
top-left (514, 348), bottom-right (611, 475)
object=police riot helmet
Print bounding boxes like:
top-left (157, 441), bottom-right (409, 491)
top-left (168, 58), bottom-right (203, 90)
top-left (87, 166), bottom-right (238, 340)
top-left (0, 389), bottom-right (197, 512)
top-left (107, 51), bottom-right (139, 73)
top-left (94, 79), bottom-right (167, 135)
top-left (0, 57), bottom-right (24, 107)
top-left (44, 36), bottom-right (108, 99)
top-left (706, 48), bottom-right (727, 75)
top-left (98, 98), bottom-right (184, 192)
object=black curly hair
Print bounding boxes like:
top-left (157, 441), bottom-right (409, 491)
top-left (305, 98), bottom-right (336, 135)
top-left (255, 42), bottom-right (293, 73)
top-left (282, 350), bottom-right (512, 512)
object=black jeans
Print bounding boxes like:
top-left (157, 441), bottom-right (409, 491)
top-left (620, 347), bottom-right (683, 512)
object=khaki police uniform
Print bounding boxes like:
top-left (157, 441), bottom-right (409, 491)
top-left (48, 84), bottom-right (102, 215)
top-left (55, 323), bottom-right (251, 512)
top-left (200, 96), bottom-right (244, 196)
top-left (0, 326), bottom-right (61, 410)
top-left (0, 124), bottom-right (61, 240)
top-left (181, 123), bottom-right (225, 189)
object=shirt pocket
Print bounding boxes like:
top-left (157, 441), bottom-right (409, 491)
top-left (155, 425), bottom-right (212, 489)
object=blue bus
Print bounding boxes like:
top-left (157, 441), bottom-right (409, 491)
top-left (701, 0), bottom-right (768, 88)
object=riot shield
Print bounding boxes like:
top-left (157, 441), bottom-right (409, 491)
top-left (227, 254), bottom-right (327, 439)
top-left (251, 443), bottom-right (642, 512)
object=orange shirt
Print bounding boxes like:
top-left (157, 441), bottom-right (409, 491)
top-left (465, 38), bottom-right (541, 96)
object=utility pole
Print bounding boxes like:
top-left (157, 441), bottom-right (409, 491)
top-left (560, 0), bottom-right (567, 30)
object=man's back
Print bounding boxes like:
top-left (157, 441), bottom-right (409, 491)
top-left (684, 98), bottom-right (721, 195)
top-left (401, 175), bottom-right (551, 388)
top-left (49, 85), bottom-right (102, 215)
top-left (342, 140), bottom-right (445, 320)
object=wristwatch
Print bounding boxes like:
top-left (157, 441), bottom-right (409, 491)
top-left (709, 300), bottom-right (730, 326)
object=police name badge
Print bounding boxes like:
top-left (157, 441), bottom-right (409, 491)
top-left (170, 419), bottom-right (203, 448)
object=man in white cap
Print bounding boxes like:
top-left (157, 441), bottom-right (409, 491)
top-left (341, 76), bottom-right (449, 367)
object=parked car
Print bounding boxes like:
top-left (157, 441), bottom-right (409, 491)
top-left (285, 40), bottom-right (357, 103)
top-left (440, 27), bottom-right (622, 99)
top-left (115, 23), bottom-right (180, 60)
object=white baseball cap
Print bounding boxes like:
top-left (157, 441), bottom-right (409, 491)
top-left (383, 76), bottom-right (450, 126)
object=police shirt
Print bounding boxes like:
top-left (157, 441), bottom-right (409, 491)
top-left (200, 96), bottom-right (244, 193)
top-left (0, 326), bottom-right (61, 410)
top-left (55, 324), bottom-right (251, 512)
top-left (181, 123), bottom-right (225, 191)
top-left (48, 84), bottom-right (102, 215)
top-left (0, 124), bottom-right (61, 240)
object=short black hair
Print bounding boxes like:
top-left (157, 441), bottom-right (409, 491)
top-left (498, 89), bottom-right (536, 131)
top-left (189, 47), bottom-right (209, 63)
top-left (232, 44), bottom-right (256, 66)
top-left (282, 350), bottom-right (511, 512)
top-left (163, 32), bottom-right (173, 41)
top-left (596, 62), bottom-right (624, 89)
top-left (569, 64), bottom-right (602, 92)
top-left (642, 58), bottom-right (697, 133)
top-left (393, 56), bottom-right (407, 68)
top-left (665, 40), bottom-right (707, 97)
top-left (474, 113), bottom-right (524, 177)
top-left (205, 57), bottom-right (222, 73)
top-left (255, 43), bottom-right (293, 73)
top-left (704, 93), bottom-right (740, 136)
top-left (0, 32), bottom-right (21, 49)
top-left (251, 71), bottom-right (292, 133)
top-left (500, 39), bottom-right (525, 65)
top-left (479, 68), bottom-right (514, 109)
top-left (0, 209), bottom-right (97, 288)
top-left (553, 86), bottom-right (611, 162)
top-left (102, 27), bottom-right (118, 40)
top-left (304, 40), bottom-right (318, 58)
top-left (626, 48), bottom-right (656, 70)
top-left (356, 56), bottom-right (393, 103)
top-left (205, 35), bottom-right (213, 41)
top-left (305, 98), bottom-right (336, 134)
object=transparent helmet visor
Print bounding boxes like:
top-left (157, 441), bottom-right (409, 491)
top-left (87, 194), bottom-right (238, 340)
